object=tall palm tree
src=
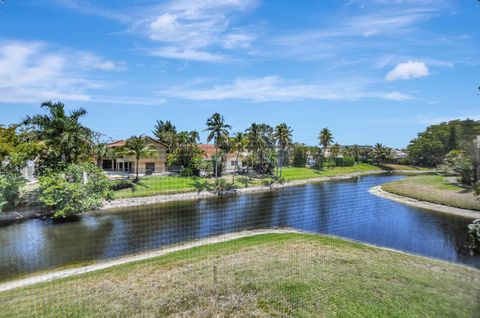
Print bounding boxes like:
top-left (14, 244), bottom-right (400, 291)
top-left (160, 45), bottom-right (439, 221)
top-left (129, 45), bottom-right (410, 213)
top-left (205, 113), bottom-right (231, 179)
top-left (351, 144), bottom-right (361, 164)
top-left (23, 101), bottom-right (93, 167)
top-left (246, 123), bottom-right (266, 172)
top-left (274, 123), bottom-right (293, 178)
top-left (121, 136), bottom-right (157, 182)
top-left (230, 132), bottom-right (248, 184)
top-left (319, 127), bottom-right (333, 158)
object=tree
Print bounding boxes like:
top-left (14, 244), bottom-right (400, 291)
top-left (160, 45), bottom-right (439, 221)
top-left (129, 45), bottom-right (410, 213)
top-left (291, 143), bottom-right (308, 167)
top-left (92, 133), bottom-right (115, 169)
top-left (205, 113), bottom-right (231, 180)
top-left (38, 163), bottom-right (112, 218)
top-left (407, 119), bottom-right (480, 166)
top-left (167, 131), bottom-right (202, 175)
top-left (330, 143), bottom-right (341, 159)
top-left (274, 123), bottom-right (293, 177)
top-left (0, 125), bottom-right (41, 211)
top-left (372, 143), bottom-right (394, 165)
top-left (121, 136), bottom-right (157, 182)
top-left (23, 101), bottom-right (94, 174)
top-left (230, 132), bottom-right (247, 184)
top-left (153, 120), bottom-right (177, 152)
top-left (319, 128), bottom-right (333, 157)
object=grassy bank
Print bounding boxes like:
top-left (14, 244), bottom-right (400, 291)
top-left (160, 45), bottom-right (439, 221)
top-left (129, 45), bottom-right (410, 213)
top-left (382, 175), bottom-right (480, 211)
top-left (114, 163), bottom-right (381, 198)
top-left (1, 233), bottom-right (478, 317)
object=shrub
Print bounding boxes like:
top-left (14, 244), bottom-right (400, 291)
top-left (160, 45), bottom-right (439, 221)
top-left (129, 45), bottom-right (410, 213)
top-left (335, 156), bottom-right (355, 167)
top-left (180, 167), bottom-right (194, 177)
top-left (110, 179), bottom-right (134, 191)
top-left (0, 172), bottom-right (25, 212)
top-left (323, 158), bottom-right (336, 168)
top-left (38, 163), bottom-right (113, 218)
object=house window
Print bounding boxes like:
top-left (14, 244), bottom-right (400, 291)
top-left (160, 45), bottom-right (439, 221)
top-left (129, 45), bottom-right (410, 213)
top-left (231, 160), bottom-right (238, 166)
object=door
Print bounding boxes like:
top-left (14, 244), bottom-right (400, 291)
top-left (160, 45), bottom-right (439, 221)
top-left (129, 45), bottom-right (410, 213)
top-left (145, 163), bottom-right (155, 175)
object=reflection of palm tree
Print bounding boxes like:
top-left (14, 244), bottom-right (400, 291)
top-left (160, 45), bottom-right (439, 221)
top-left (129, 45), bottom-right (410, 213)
top-left (274, 123), bottom-right (293, 178)
top-left (319, 127), bottom-right (333, 157)
top-left (205, 113), bottom-right (231, 180)
top-left (121, 136), bottom-right (157, 182)
top-left (230, 132), bottom-right (247, 184)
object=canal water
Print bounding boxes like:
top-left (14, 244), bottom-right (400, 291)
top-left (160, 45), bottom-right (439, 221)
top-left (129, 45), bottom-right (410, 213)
top-left (0, 174), bottom-right (478, 281)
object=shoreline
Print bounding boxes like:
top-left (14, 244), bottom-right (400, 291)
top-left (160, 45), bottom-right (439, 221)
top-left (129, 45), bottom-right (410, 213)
top-left (369, 185), bottom-right (480, 219)
top-left (100, 169), bottom-right (430, 212)
top-left (1, 228), bottom-right (477, 293)
top-left (0, 229), bottom-right (298, 293)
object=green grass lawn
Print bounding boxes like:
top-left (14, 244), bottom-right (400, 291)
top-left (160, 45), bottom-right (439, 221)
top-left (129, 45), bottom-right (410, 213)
top-left (114, 164), bottom-right (381, 198)
top-left (383, 164), bottom-right (432, 171)
top-left (382, 175), bottom-right (480, 211)
top-left (2, 233), bottom-right (478, 317)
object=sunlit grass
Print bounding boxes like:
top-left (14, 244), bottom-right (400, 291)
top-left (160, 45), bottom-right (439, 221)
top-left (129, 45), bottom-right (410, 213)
top-left (2, 233), bottom-right (478, 317)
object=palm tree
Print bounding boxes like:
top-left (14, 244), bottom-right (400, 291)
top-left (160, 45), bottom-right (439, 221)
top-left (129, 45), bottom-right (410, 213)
top-left (230, 132), bottom-right (248, 184)
top-left (330, 143), bottom-right (341, 159)
top-left (23, 101), bottom-right (93, 167)
top-left (373, 143), bottom-right (393, 165)
top-left (319, 128), bottom-right (333, 158)
top-left (351, 144), bottom-right (361, 164)
top-left (153, 120), bottom-right (177, 152)
top-left (205, 113), bottom-right (231, 179)
top-left (274, 123), bottom-right (293, 178)
top-left (121, 136), bottom-right (157, 182)
top-left (246, 123), bottom-right (266, 172)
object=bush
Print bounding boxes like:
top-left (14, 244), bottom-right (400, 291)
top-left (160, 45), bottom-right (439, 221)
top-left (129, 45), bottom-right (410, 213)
top-left (110, 179), bottom-right (134, 191)
top-left (323, 158), bottom-right (336, 168)
top-left (38, 163), bottom-right (113, 218)
top-left (180, 167), bottom-right (194, 177)
top-left (335, 156), bottom-right (355, 167)
top-left (0, 172), bottom-right (25, 212)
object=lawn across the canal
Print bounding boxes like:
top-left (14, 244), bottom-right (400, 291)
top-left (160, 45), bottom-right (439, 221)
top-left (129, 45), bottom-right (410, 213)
top-left (114, 163), bottom-right (382, 198)
top-left (2, 233), bottom-right (478, 317)
top-left (382, 175), bottom-right (480, 211)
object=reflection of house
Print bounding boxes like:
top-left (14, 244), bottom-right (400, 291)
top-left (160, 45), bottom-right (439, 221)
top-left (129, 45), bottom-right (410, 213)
top-left (100, 137), bottom-right (168, 175)
top-left (197, 144), bottom-right (246, 173)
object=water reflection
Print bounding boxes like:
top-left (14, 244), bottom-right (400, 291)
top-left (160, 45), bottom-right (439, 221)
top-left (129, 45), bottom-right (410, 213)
top-left (0, 175), bottom-right (478, 281)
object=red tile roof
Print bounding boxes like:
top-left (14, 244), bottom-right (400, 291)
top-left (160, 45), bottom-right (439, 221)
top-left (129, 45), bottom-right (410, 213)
top-left (198, 144), bottom-right (236, 160)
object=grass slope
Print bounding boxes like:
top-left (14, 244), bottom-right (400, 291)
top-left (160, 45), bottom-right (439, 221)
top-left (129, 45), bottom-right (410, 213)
top-left (114, 163), bottom-right (381, 198)
top-left (2, 233), bottom-right (479, 317)
top-left (382, 175), bottom-right (480, 211)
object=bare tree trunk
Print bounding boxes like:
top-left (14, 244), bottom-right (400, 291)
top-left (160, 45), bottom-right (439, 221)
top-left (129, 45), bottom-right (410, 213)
top-left (135, 156), bottom-right (140, 182)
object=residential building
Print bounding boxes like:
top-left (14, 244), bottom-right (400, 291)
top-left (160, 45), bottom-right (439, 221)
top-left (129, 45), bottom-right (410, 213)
top-left (197, 144), bottom-right (247, 174)
top-left (99, 136), bottom-right (168, 175)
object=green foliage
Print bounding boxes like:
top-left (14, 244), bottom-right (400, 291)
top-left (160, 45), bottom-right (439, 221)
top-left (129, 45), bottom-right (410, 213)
top-left (153, 120), bottom-right (177, 152)
top-left (291, 143), bottom-right (308, 167)
top-left (475, 182), bottom-right (480, 196)
top-left (407, 119), bottom-right (480, 167)
top-left (335, 156), bottom-right (356, 167)
top-left (23, 101), bottom-right (94, 174)
top-left (120, 135), bottom-right (157, 182)
top-left (180, 167), bottom-right (194, 177)
top-left (109, 179), bottom-right (134, 191)
top-left (0, 125), bottom-right (41, 211)
top-left (0, 173), bottom-right (25, 211)
top-left (437, 150), bottom-right (475, 185)
top-left (323, 158), bottom-right (336, 168)
top-left (213, 178), bottom-right (237, 196)
top-left (38, 163), bottom-right (112, 218)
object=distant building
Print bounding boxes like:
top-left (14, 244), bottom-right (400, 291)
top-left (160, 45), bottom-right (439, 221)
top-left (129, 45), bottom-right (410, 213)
top-left (99, 136), bottom-right (168, 175)
top-left (197, 144), bottom-right (247, 174)
top-left (392, 149), bottom-right (408, 160)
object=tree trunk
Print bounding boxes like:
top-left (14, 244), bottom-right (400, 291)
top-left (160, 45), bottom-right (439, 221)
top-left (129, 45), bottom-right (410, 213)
top-left (215, 145), bottom-right (218, 180)
top-left (233, 152), bottom-right (240, 184)
top-left (135, 155), bottom-right (140, 182)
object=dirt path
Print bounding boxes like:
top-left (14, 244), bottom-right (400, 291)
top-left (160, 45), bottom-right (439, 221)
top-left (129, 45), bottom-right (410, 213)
top-left (0, 229), bottom-right (298, 293)
top-left (369, 185), bottom-right (479, 219)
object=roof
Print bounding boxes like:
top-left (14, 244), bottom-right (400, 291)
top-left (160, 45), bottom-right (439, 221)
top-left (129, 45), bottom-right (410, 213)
top-left (198, 144), bottom-right (237, 160)
top-left (107, 136), bottom-right (167, 148)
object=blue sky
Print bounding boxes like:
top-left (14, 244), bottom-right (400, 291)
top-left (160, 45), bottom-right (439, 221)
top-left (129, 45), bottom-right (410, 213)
top-left (1, 0), bottom-right (479, 148)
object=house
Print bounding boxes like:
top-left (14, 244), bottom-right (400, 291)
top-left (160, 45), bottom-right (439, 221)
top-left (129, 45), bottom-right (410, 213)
top-left (197, 144), bottom-right (247, 174)
top-left (100, 136), bottom-right (168, 175)
top-left (393, 149), bottom-right (408, 160)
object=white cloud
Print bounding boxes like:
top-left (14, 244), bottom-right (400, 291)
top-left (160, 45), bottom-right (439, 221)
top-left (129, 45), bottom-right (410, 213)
top-left (161, 76), bottom-right (411, 102)
top-left (149, 47), bottom-right (225, 62)
top-left (385, 61), bottom-right (429, 81)
top-left (0, 40), bottom-right (158, 105)
top-left (132, 0), bottom-right (259, 61)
